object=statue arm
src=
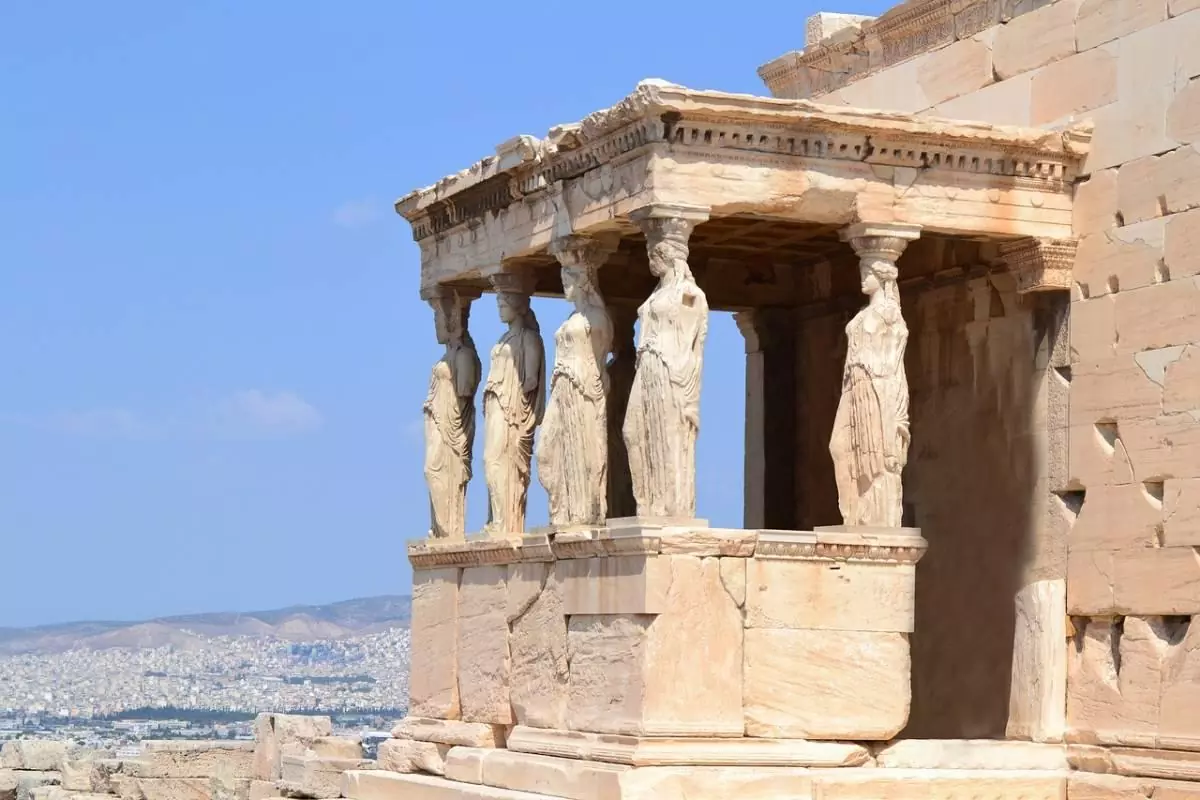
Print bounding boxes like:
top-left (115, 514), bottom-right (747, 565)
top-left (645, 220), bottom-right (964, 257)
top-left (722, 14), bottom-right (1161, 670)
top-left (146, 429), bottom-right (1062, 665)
top-left (520, 334), bottom-right (544, 395)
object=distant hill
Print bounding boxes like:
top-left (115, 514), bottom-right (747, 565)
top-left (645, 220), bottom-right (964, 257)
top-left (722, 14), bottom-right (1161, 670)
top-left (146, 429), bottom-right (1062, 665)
top-left (0, 595), bottom-right (412, 655)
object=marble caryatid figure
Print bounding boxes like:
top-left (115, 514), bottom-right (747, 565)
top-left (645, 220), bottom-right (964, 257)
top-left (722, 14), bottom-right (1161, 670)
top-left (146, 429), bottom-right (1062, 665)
top-left (624, 205), bottom-right (710, 519)
top-left (538, 236), bottom-right (615, 527)
top-left (830, 224), bottom-right (920, 528)
top-left (482, 269), bottom-right (545, 536)
top-left (422, 288), bottom-right (481, 540)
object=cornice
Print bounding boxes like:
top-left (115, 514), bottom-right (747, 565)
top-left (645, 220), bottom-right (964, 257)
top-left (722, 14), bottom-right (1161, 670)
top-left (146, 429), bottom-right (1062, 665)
top-left (394, 82), bottom-right (1090, 247)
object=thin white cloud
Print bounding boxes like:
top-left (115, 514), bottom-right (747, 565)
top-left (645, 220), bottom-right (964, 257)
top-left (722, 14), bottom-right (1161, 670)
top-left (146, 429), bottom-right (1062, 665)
top-left (332, 199), bottom-right (383, 229)
top-left (0, 409), bottom-right (157, 439)
top-left (212, 390), bottom-right (323, 438)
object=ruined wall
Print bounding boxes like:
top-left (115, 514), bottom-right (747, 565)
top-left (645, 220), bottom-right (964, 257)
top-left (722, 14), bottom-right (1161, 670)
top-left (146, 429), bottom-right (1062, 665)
top-left (785, 0), bottom-right (1200, 750)
top-left (794, 263), bottom-right (1062, 739)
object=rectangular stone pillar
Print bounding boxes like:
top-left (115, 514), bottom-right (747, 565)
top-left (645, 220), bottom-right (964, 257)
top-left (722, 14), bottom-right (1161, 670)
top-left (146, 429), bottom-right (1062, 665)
top-left (736, 309), bottom-right (799, 531)
top-left (734, 312), bottom-right (765, 530)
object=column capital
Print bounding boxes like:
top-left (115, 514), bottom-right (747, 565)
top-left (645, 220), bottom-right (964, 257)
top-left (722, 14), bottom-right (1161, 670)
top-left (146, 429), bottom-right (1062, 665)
top-left (630, 203), bottom-right (710, 244)
top-left (549, 232), bottom-right (620, 270)
top-left (420, 283), bottom-right (481, 303)
top-left (998, 236), bottom-right (1077, 294)
top-left (733, 310), bottom-right (763, 354)
top-left (839, 222), bottom-right (922, 263)
top-left (487, 264), bottom-right (536, 295)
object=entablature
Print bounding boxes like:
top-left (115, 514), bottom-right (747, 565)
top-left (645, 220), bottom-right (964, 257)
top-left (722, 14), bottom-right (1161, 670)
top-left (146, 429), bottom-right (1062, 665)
top-left (395, 81), bottom-right (1089, 292)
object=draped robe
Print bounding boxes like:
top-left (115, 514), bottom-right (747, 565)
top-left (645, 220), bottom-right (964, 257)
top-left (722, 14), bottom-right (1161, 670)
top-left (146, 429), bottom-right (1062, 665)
top-left (483, 324), bottom-right (544, 534)
top-left (829, 300), bottom-right (910, 527)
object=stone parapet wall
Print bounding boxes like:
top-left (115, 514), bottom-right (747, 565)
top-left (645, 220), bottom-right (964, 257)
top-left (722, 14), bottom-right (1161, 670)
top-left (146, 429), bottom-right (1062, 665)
top-left (405, 525), bottom-right (925, 744)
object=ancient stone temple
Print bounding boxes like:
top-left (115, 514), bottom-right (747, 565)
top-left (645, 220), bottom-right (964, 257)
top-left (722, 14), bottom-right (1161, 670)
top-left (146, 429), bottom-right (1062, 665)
top-left (359, 0), bottom-right (1200, 798)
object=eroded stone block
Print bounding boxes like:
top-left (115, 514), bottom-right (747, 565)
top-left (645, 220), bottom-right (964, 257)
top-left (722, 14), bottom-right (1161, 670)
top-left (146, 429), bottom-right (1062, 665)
top-left (253, 715), bottom-right (333, 782)
top-left (641, 556), bottom-right (743, 736)
top-left (442, 748), bottom-right (485, 784)
top-left (744, 628), bottom-right (910, 739)
top-left (1031, 48), bottom-right (1118, 126)
top-left (1162, 479), bottom-right (1200, 546)
top-left (409, 567), bottom-right (461, 720)
top-left (1074, 224), bottom-right (1165, 299)
top-left (391, 717), bottom-right (506, 748)
top-left (1165, 209), bottom-right (1200, 282)
top-left (1114, 548), bottom-right (1200, 614)
top-left (508, 562), bottom-right (568, 729)
top-left (1, 742), bottom-right (68, 772)
top-left (745, 558), bottom-right (915, 633)
top-left (1076, 0), bottom-right (1167, 50)
top-left (1113, 279), bottom-right (1200, 355)
top-left (915, 34), bottom-right (995, 107)
top-left (457, 565), bottom-right (511, 725)
top-left (129, 742), bottom-right (254, 779)
top-left (1160, 617), bottom-right (1200, 749)
top-left (875, 739), bottom-right (1069, 769)
top-left (557, 555), bottom-right (670, 615)
top-left (1169, 78), bottom-right (1200, 144)
top-left (1074, 170), bottom-right (1120, 238)
top-left (993, 0), bottom-right (1080, 80)
top-left (479, 750), bottom-right (628, 800)
top-left (376, 739), bottom-right (451, 776)
top-left (1068, 616), bottom-right (1168, 746)
top-left (1070, 484), bottom-right (1163, 552)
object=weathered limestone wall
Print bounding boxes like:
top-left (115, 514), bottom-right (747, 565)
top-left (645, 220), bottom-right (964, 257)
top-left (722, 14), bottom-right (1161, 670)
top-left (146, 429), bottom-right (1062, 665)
top-left (0, 715), bottom-right (366, 800)
top-left (786, 0), bottom-right (1200, 754)
top-left (794, 266), bottom-right (1064, 739)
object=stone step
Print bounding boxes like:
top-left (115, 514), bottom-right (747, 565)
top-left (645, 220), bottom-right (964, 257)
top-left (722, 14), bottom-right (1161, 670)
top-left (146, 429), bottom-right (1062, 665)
top-left (345, 765), bottom-right (1069, 800)
top-left (342, 770), bottom-right (559, 800)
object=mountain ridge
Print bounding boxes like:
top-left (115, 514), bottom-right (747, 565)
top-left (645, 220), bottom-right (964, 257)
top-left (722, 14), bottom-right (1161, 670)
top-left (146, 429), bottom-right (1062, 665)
top-left (0, 595), bottom-right (412, 655)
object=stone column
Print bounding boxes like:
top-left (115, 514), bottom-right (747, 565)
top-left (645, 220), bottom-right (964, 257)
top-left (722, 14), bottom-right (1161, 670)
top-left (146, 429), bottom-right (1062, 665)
top-left (538, 234), bottom-right (617, 528)
top-left (624, 203), bottom-right (711, 521)
top-left (830, 222), bottom-right (921, 528)
top-left (734, 311), bottom-right (766, 530)
top-left (481, 266), bottom-right (545, 537)
top-left (606, 301), bottom-right (638, 520)
top-left (421, 286), bottom-right (481, 541)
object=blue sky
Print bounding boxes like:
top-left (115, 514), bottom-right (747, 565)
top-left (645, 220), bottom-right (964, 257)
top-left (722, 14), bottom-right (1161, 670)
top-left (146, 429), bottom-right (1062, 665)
top-left (0, 0), bottom-right (890, 627)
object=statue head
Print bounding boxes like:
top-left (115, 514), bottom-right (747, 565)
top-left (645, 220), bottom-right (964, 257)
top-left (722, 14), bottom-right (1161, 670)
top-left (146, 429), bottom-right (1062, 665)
top-left (860, 257), bottom-right (899, 301)
top-left (497, 291), bottom-right (524, 324)
top-left (563, 264), bottom-right (600, 309)
top-left (430, 293), bottom-right (466, 346)
top-left (648, 237), bottom-right (690, 280)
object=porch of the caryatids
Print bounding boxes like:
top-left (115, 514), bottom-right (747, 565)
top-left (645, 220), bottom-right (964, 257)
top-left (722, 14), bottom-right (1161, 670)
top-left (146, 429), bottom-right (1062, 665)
top-left (829, 222), bottom-right (922, 529)
top-left (421, 286), bottom-right (481, 541)
top-left (623, 203), bottom-right (711, 521)
top-left (537, 234), bottom-right (618, 529)
top-left (481, 266), bottom-right (545, 538)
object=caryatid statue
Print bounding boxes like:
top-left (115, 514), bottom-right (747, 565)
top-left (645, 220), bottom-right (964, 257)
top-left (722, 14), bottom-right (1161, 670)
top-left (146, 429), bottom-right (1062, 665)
top-left (829, 223), bottom-right (921, 528)
top-left (422, 287), bottom-right (481, 540)
top-left (538, 235), bottom-right (616, 527)
top-left (482, 268), bottom-right (545, 536)
top-left (624, 204), bottom-right (711, 519)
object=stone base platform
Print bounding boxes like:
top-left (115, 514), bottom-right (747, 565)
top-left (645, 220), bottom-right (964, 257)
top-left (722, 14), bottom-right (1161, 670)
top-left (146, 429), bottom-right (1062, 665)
top-left (342, 764), bottom-right (1068, 800)
top-left (504, 726), bottom-right (870, 766)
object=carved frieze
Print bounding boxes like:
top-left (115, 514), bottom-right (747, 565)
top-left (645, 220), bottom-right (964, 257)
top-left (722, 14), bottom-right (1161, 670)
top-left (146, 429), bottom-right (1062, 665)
top-left (998, 237), bottom-right (1078, 293)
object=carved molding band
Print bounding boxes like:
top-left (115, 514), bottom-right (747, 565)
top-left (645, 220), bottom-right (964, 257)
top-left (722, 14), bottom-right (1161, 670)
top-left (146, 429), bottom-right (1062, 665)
top-left (998, 237), bottom-right (1077, 294)
top-left (758, 0), bottom-right (1013, 99)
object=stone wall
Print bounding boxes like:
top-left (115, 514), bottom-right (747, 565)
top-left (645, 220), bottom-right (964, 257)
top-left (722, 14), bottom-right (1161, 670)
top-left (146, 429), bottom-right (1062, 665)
top-left (0, 715), bottom-right (367, 800)
top-left (776, 0), bottom-right (1200, 753)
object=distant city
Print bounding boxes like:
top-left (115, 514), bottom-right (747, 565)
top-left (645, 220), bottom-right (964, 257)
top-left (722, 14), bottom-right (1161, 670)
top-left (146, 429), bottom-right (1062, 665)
top-left (0, 597), bottom-right (411, 750)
